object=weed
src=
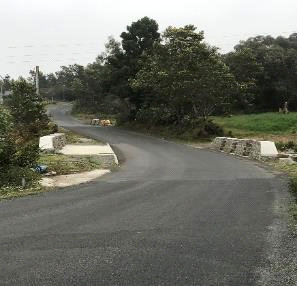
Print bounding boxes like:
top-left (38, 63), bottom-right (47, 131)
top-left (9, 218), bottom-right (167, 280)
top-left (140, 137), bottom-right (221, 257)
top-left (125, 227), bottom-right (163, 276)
top-left (276, 141), bottom-right (297, 152)
top-left (58, 127), bottom-right (100, 144)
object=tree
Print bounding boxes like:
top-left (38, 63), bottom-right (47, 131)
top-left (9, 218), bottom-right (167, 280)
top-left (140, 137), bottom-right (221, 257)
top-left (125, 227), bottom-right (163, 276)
top-left (5, 79), bottom-right (49, 140)
top-left (0, 105), bottom-right (12, 137)
top-left (0, 105), bottom-right (14, 170)
top-left (131, 25), bottom-right (236, 123)
top-left (0, 80), bottom-right (50, 186)
top-left (102, 17), bottom-right (161, 111)
top-left (0, 75), bottom-right (12, 92)
top-left (54, 64), bottom-right (87, 101)
top-left (121, 16), bottom-right (160, 72)
top-left (224, 47), bottom-right (263, 111)
top-left (228, 34), bottom-right (297, 112)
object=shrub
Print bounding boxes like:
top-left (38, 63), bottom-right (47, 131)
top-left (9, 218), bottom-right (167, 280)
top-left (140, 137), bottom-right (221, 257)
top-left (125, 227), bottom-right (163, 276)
top-left (12, 141), bottom-right (40, 167)
top-left (0, 166), bottom-right (40, 187)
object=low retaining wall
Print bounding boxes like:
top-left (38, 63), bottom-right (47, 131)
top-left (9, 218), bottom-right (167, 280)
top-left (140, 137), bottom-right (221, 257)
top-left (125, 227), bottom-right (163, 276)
top-left (212, 137), bottom-right (278, 159)
top-left (39, 133), bottom-right (67, 151)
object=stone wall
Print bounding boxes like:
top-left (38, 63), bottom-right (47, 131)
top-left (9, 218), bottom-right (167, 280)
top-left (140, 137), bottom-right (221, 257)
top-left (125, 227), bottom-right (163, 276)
top-left (212, 137), bottom-right (278, 159)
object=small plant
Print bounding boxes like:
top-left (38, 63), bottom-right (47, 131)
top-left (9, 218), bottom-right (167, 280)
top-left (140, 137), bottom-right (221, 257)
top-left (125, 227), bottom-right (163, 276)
top-left (276, 141), bottom-right (297, 152)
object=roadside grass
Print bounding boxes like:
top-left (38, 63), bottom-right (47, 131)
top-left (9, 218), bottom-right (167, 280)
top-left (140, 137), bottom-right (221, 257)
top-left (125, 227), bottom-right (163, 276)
top-left (59, 127), bottom-right (103, 145)
top-left (0, 184), bottom-right (44, 200)
top-left (38, 154), bottom-right (109, 175)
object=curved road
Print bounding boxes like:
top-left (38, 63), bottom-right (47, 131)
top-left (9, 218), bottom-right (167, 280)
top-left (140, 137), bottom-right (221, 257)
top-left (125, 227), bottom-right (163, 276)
top-left (0, 104), bottom-right (291, 285)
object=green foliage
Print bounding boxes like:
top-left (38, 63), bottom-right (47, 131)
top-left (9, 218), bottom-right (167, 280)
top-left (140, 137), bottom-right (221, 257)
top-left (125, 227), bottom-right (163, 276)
top-left (121, 17), bottom-right (160, 56)
top-left (224, 47), bottom-right (263, 112)
top-left (24, 21), bottom-right (297, 129)
top-left (176, 119), bottom-right (224, 139)
top-left (0, 79), bottom-right (50, 187)
top-left (122, 118), bottom-right (223, 140)
top-left (131, 25), bottom-right (236, 122)
top-left (12, 140), bottom-right (40, 167)
top-left (0, 133), bottom-right (40, 187)
top-left (5, 79), bottom-right (49, 139)
top-left (275, 141), bottom-right (297, 152)
top-left (225, 34), bottom-right (297, 112)
top-left (0, 105), bottom-right (12, 135)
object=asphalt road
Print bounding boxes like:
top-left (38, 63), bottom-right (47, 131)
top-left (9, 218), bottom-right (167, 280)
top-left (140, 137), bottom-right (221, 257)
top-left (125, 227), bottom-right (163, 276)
top-left (0, 104), bottom-right (292, 285)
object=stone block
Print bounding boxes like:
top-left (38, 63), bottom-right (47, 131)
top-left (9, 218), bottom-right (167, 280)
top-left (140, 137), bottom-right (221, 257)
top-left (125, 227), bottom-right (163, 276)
top-left (243, 139), bottom-right (256, 156)
top-left (223, 138), bottom-right (238, 153)
top-left (234, 139), bottom-right (247, 156)
top-left (212, 137), bottom-right (227, 150)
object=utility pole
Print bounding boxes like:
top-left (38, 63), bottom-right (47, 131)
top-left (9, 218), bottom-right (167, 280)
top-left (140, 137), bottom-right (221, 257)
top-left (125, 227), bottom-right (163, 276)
top-left (36, 66), bottom-right (40, 96)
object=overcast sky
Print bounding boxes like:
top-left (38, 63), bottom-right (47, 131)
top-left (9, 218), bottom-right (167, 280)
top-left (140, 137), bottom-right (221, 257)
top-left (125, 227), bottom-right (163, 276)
top-left (1, 0), bottom-right (297, 79)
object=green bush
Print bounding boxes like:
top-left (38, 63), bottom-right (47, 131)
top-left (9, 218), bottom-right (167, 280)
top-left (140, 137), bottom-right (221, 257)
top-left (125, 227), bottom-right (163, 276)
top-left (0, 166), bottom-right (40, 187)
top-left (12, 141), bottom-right (40, 167)
top-left (275, 141), bottom-right (297, 152)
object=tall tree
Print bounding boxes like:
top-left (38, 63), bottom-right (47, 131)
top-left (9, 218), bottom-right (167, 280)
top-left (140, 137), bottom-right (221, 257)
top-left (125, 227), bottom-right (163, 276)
top-left (105, 17), bottom-right (161, 110)
top-left (224, 47), bottom-right (263, 111)
top-left (131, 25), bottom-right (236, 122)
top-left (121, 16), bottom-right (160, 72)
top-left (5, 79), bottom-right (49, 140)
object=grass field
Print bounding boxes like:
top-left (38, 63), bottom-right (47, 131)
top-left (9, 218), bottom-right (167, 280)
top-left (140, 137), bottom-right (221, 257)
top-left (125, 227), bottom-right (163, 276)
top-left (212, 112), bottom-right (297, 140)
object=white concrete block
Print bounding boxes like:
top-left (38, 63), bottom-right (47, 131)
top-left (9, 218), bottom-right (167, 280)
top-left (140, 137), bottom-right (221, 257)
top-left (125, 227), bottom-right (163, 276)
top-left (213, 137), bottom-right (278, 160)
top-left (259, 141), bottom-right (278, 157)
top-left (249, 140), bottom-right (278, 159)
top-left (39, 135), bottom-right (55, 151)
top-left (39, 133), bottom-right (66, 151)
